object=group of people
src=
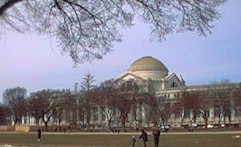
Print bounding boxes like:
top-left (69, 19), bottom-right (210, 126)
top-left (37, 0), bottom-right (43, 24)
top-left (37, 127), bottom-right (161, 146)
top-left (131, 128), bottom-right (161, 147)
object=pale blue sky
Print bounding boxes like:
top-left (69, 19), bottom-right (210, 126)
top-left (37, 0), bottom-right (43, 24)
top-left (0, 0), bottom-right (241, 101)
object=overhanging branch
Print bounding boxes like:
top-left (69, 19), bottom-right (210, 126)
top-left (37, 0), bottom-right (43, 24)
top-left (0, 0), bottom-right (23, 16)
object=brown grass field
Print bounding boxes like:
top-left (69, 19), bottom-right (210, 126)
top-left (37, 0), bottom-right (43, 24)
top-left (0, 131), bottom-right (240, 147)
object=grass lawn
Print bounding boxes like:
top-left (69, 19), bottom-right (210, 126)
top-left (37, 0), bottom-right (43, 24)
top-left (0, 131), bottom-right (240, 147)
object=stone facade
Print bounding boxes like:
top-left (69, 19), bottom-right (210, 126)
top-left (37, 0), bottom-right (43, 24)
top-left (115, 56), bottom-right (241, 128)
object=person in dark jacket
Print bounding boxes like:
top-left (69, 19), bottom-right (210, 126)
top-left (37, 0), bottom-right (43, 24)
top-left (37, 128), bottom-right (42, 142)
top-left (153, 128), bottom-right (161, 147)
top-left (139, 129), bottom-right (148, 147)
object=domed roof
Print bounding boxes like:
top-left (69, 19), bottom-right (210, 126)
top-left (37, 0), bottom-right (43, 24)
top-left (128, 56), bottom-right (168, 72)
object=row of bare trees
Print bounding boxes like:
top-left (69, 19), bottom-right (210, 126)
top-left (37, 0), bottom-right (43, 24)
top-left (1, 76), bottom-right (241, 131)
top-left (0, 74), bottom-right (152, 131)
top-left (153, 82), bottom-right (241, 128)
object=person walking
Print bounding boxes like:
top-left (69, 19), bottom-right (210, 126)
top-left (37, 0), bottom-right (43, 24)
top-left (131, 135), bottom-right (136, 147)
top-left (139, 129), bottom-right (148, 147)
top-left (37, 128), bottom-right (42, 142)
top-left (153, 128), bottom-right (161, 147)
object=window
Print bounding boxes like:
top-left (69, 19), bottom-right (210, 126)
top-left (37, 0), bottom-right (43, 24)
top-left (171, 82), bottom-right (177, 87)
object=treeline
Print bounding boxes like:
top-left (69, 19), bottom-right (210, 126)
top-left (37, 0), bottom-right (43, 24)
top-left (0, 74), bottom-right (241, 131)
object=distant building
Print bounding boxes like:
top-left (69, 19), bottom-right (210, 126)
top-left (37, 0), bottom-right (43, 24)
top-left (11, 56), bottom-right (241, 130)
top-left (114, 56), bottom-right (241, 128)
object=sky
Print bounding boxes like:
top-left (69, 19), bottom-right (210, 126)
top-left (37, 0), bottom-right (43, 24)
top-left (0, 0), bottom-right (241, 101)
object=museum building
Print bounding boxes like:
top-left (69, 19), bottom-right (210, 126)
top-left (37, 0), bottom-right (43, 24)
top-left (14, 56), bottom-right (241, 129)
top-left (114, 56), bottom-right (240, 128)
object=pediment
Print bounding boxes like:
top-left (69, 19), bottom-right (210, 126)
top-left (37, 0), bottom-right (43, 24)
top-left (165, 73), bottom-right (185, 87)
top-left (115, 72), bottom-right (146, 83)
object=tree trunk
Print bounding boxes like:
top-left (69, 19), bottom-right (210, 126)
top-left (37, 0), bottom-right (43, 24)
top-left (58, 118), bottom-right (61, 126)
top-left (86, 110), bottom-right (91, 131)
top-left (44, 121), bottom-right (48, 131)
top-left (193, 115), bottom-right (197, 124)
top-left (202, 112), bottom-right (209, 128)
top-left (223, 115), bottom-right (226, 126)
top-left (36, 117), bottom-right (40, 126)
top-left (122, 117), bottom-right (126, 132)
top-left (42, 115), bottom-right (52, 131)
top-left (228, 115), bottom-right (231, 125)
top-left (181, 116), bottom-right (185, 127)
top-left (218, 113), bottom-right (221, 125)
top-left (72, 109), bottom-right (77, 127)
top-left (204, 118), bottom-right (208, 128)
top-left (108, 119), bottom-right (112, 130)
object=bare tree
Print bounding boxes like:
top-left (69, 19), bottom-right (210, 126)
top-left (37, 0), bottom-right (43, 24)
top-left (113, 80), bottom-right (139, 131)
top-left (145, 95), bottom-right (159, 126)
top-left (211, 80), bottom-right (235, 126)
top-left (0, 0), bottom-right (226, 64)
top-left (93, 80), bottom-right (117, 130)
top-left (199, 89), bottom-right (214, 128)
top-left (65, 91), bottom-right (78, 129)
top-left (172, 97), bottom-right (186, 127)
top-left (79, 72), bottom-right (96, 130)
top-left (76, 95), bottom-right (86, 130)
top-left (81, 73), bottom-right (96, 92)
top-left (0, 104), bottom-right (11, 125)
top-left (52, 89), bottom-right (73, 127)
top-left (233, 83), bottom-right (241, 123)
top-left (3, 87), bottom-right (28, 125)
top-left (28, 93), bottom-right (44, 125)
top-left (30, 89), bottom-right (61, 131)
top-left (179, 91), bottom-right (201, 126)
top-left (158, 101), bottom-right (172, 126)
top-left (171, 101), bottom-right (183, 125)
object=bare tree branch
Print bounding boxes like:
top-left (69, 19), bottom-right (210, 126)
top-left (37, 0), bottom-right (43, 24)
top-left (0, 0), bottom-right (226, 64)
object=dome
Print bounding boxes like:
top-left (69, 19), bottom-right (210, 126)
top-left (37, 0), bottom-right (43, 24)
top-left (128, 56), bottom-right (168, 72)
top-left (128, 56), bottom-right (168, 79)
